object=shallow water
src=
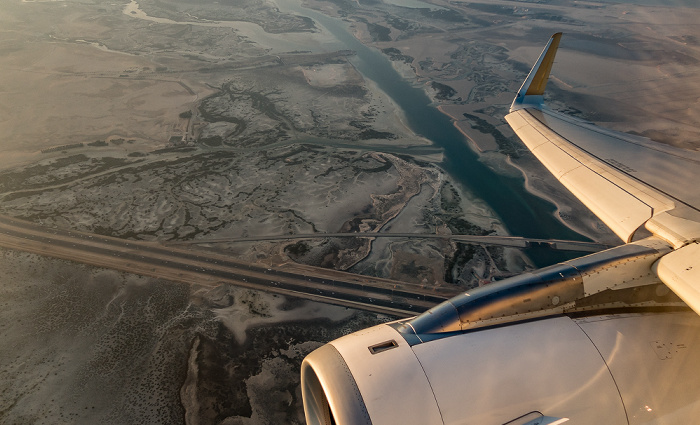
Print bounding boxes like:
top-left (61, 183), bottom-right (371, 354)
top-left (279, 0), bottom-right (588, 266)
top-left (123, 0), bottom-right (589, 266)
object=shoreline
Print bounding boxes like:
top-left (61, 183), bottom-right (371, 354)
top-left (437, 105), bottom-right (499, 153)
top-left (434, 102), bottom-right (617, 246)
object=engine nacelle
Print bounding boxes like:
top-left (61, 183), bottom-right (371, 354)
top-left (302, 311), bottom-right (700, 425)
top-left (302, 323), bottom-right (443, 425)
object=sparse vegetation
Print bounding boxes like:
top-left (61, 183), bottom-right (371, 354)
top-left (463, 113), bottom-right (520, 157)
top-left (430, 81), bottom-right (457, 100)
top-left (366, 22), bottom-right (391, 42)
top-left (381, 47), bottom-right (414, 64)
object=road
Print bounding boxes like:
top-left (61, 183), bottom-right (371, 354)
top-left (0, 215), bottom-right (458, 317)
top-left (169, 232), bottom-right (613, 252)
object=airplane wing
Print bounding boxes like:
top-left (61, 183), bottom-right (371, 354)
top-left (505, 33), bottom-right (700, 314)
top-left (301, 34), bottom-right (700, 425)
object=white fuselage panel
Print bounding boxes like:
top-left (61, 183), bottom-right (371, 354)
top-left (317, 312), bottom-right (700, 425)
top-left (576, 311), bottom-right (700, 425)
top-left (411, 316), bottom-right (627, 425)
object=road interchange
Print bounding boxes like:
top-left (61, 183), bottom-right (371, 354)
top-left (0, 215), bottom-right (611, 317)
top-left (0, 215), bottom-right (453, 317)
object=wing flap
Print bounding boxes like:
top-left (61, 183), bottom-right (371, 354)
top-left (506, 108), bottom-right (675, 242)
top-left (558, 166), bottom-right (653, 240)
top-left (654, 243), bottom-right (700, 315)
top-left (531, 110), bottom-right (682, 213)
top-left (532, 108), bottom-right (700, 215)
top-left (530, 137), bottom-right (585, 179)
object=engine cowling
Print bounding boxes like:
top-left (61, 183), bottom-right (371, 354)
top-left (302, 315), bottom-right (629, 425)
top-left (303, 310), bottom-right (700, 425)
top-left (302, 323), bottom-right (443, 425)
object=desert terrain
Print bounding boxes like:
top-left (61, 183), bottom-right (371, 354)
top-left (1, 0), bottom-right (699, 422)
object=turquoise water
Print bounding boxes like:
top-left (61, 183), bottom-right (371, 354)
top-left (284, 4), bottom-right (591, 266)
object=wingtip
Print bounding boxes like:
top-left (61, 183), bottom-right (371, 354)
top-left (510, 32), bottom-right (563, 112)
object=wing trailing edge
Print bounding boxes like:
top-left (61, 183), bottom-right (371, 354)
top-left (505, 108), bottom-right (675, 243)
top-left (654, 243), bottom-right (700, 315)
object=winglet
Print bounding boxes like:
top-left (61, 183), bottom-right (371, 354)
top-left (510, 32), bottom-right (562, 112)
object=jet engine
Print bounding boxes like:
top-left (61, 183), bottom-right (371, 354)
top-left (301, 241), bottom-right (700, 425)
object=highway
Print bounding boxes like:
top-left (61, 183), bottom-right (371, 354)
top-left (169, 232), bottom-right (613, 252)
top-left (0, 215), bottom-right (458, 317)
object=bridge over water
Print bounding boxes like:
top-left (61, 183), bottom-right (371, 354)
top-left (170, 232), bottom-right (613, 253)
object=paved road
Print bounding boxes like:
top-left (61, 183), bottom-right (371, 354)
top-left (0, 215), bottom-right (456, 317)
top-left (169, 232), bottom-right (613, 252)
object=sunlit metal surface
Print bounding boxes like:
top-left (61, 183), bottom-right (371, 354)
top-left (398, 237), bottom-right (677, 338)
top-left (577, 312), bottom-right (700, 424)
top-left (411, 316), bottom-right (628, 425)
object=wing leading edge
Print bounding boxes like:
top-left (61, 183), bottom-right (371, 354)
top-left (505, 33), bottom-right (700, 315)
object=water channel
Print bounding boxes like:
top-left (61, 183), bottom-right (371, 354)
top-left (124, 0), bottom-right (592, 266)
top-left (279, 2), bottom-right (589, 266)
